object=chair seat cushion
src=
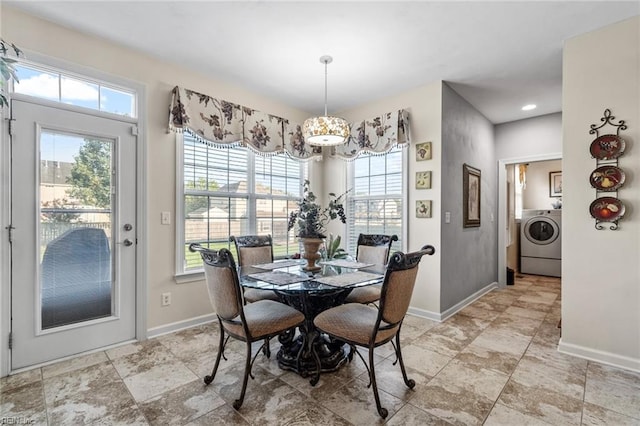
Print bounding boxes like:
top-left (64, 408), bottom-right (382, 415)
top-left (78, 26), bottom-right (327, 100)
top-left (314, 303), bottom-right (397, 346)
top-left (344, 286), bottom-right (381, 304)
top-left (225, 300), bottom-right (304, 340)
top-left (244, 288), bottom-right (279, 303)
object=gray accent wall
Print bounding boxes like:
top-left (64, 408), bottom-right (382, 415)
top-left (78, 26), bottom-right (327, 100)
top-left (441, 83), bottom-right (497, 312)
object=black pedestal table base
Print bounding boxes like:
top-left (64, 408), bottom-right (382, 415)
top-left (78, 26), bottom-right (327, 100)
top-left (275, 288), bottom-right (351, 383)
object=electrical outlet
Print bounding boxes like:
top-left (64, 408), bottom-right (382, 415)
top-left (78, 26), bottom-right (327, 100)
top-left (161, 211), bottom-right (171, 225)
top-left (445, 211), bottom-right (451, 223)
top-left (161, 292), bottom-right (171, 306)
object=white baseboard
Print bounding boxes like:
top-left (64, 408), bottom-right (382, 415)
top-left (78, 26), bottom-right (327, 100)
top-left (8, 338), bottom-right (138, 376)
top-left (147, 313), bottom-right (217, 339)
top-left (440, 281), bottom-right (498, 321)
top-left (407, 281), bottom-right (498, 322)
top-left (558, 338), bottom-right (640, 373)
top-left (406, 307), bottom-right (442, 322)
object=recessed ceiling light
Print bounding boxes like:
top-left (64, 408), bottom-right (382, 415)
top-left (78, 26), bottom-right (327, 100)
top-left (522, 104), bottom-right (537, 111)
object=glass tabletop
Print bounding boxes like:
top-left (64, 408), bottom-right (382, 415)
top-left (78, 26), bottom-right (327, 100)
top-left (239, 260), bottom-right (386, 293)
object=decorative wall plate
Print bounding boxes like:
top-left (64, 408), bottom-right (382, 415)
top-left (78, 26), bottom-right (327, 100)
top-left (589, 197), bottom-right (625, 222)
top-left (589, 165), bottom-right (626, 191)
top-left (589, 134), bottom-right (626, 160)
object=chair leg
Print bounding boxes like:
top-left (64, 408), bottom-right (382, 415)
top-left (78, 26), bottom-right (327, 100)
top-left (395, 330), bottom-right (415, 389)
top-left (368, 344), bottom-right (388, 419)
top-left (262, 337), bottom-right (271, 358)
top-left (352, 347), bottom-right (372, 387)
top-left (348, 344), bottom-right (356, 362)
top-left (390, 339), bottom-right (399, 365)
top-left (233, 340), bottom-right (253, 410)
top-left (204, 322), bottom-right (225, 386)
top-left (221, 334), bottom-right (230, 361)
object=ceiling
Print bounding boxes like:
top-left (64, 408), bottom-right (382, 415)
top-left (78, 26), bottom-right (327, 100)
top-left (6, 1), bottom-right (639, 124)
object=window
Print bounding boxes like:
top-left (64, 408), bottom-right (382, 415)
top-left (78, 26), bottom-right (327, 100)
top-left (347, 147), bottom-right (405, 254)
top-left (179, 133), bottom-right (305, 273)
top-left (13, 63), bottom-right (137, 118)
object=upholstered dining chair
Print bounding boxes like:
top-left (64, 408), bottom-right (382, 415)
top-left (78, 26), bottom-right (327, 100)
top-left (230, 235), bottom-right (279, 303)
top-left (314, 244), bottom-right (435, 418)
top-left (343, 234), bottom-right (399, 305)
top-left (189, 244), bottom-right (304, 410)
top-left (230, 234), bottom-right (282, 357)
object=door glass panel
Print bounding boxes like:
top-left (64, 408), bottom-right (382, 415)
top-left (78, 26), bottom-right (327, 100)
top-left (40, 131), bottom-right (114, 329)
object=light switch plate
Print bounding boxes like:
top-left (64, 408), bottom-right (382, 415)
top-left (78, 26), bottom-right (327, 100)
top-left (161, 211), bottom-right (171, 225)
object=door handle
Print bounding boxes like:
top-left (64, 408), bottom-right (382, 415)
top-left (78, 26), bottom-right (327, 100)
top-left (123, 239), bottom-right (134, 247)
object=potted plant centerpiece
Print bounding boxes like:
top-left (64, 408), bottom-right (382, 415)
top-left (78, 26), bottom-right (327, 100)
top-left (288, 180), bottom-right (348, 272)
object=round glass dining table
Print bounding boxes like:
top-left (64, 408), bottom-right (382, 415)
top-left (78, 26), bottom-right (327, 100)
top-left (238, 260), bottom-right (385, 383)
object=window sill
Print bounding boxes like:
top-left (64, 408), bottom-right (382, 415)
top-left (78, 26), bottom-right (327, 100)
top-left (175, 270), bottom-right (204, 284)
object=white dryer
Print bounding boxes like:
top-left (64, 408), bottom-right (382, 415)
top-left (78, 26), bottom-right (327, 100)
top-left (520, 209), bottom-right (561, 277)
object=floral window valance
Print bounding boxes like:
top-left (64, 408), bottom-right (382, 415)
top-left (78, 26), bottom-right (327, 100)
top-left (169, 86), bottom-right (410, 161)
top-left (331, 109), bottom-right (411, 160)
top-left (169, 86), bottom-right (322, 161)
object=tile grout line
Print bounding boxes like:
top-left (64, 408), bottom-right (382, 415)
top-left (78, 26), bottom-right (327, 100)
top-left (479, 287), bottom-right (535, 425)
top-left (39, 367), bottom-right (51, 426)
top-left (106, 349), bottom-right (153, 426)
top-left (580, 360), bottom-right (590, 426)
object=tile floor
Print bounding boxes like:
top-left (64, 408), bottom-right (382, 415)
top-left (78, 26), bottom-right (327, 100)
top-left (2, 275), bottom-right (640, 425)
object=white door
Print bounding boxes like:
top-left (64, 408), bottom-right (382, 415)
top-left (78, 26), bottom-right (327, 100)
top-left (10, 99), bottom-right (137, 369)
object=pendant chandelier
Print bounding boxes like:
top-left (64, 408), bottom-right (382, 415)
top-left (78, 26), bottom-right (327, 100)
top-left (303, 55), bottom-right (350, 146)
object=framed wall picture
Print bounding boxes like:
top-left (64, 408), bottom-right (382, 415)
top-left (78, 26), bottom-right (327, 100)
top-left (463, 163), bottom-right (481, 228)
top-left (416, 171), bottom-right (432, 189)
top-left (549, 171), bottom-right (562, 197)
top-left (416, 142), bottom-right (432, 161)
top-left (416, 200), bottom-right (432, 218)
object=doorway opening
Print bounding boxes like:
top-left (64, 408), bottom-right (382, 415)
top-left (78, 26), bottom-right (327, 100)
top-left (498, 154), bottom-right (562, 286)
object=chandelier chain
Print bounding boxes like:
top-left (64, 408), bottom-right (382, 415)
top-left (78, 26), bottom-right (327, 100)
top-left (324, 58), bottom-right (328, 116)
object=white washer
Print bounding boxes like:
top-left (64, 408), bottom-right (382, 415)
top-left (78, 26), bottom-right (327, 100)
top-left (520, 209), bottom-right (561, 277)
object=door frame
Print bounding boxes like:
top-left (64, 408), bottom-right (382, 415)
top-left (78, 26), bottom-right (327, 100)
top-left (497, 153), bottom-right (561, 286)
top-left (0, 52), bottom-right (148, 376)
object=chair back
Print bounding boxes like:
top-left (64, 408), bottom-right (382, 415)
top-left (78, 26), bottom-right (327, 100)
top-left (378, 245), bottom-right (435, 326)
top-left (190, 244), bottom-right (244, 321)
top-left (356, 234), bottom-right (399, 265)
top-left (231, 235), bottom-right (274, 267)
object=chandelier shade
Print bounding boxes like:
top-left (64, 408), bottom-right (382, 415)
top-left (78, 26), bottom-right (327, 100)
top-left (304, 55), bottom-right (350, 147)
top-left (303, 115), bottom-right (350, 146)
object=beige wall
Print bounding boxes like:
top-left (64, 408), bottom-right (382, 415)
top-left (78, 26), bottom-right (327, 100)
top-left (561, 16), bottom-right (640, 371)
top-left (522, 159), bottom-right (563, 210)
top-left (1, 7), bottom-right (313, 330)
top-left (325, 82), bottom-right (444, 315)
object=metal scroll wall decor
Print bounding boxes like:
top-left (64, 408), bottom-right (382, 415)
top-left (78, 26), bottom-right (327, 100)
top-left (588, 109), bottom-right (628, 230)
